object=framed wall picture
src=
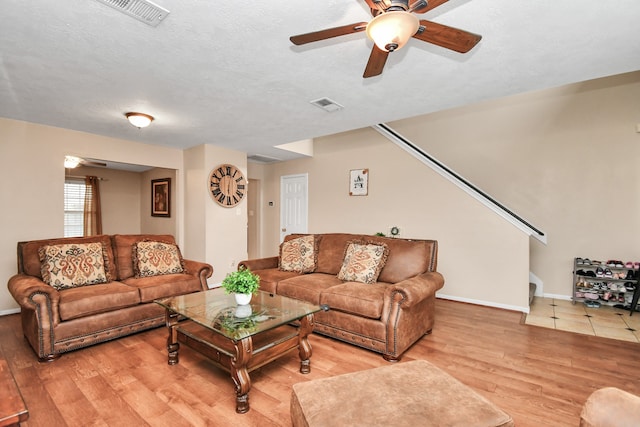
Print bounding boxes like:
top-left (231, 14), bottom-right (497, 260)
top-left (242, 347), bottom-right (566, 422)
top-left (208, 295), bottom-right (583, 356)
top-left (151, 178), bottom-right (171, 217)
top-left (349, 169), bottom-right (368, 196)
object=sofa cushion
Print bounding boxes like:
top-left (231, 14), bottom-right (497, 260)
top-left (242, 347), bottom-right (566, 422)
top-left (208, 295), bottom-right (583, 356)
top-left (39, 242), bottom-right (111, 290)
top-left (133, 240), bottom-right (184, 278)
top-left (18, 235), bottom-right (117, 280)
top-left (314, 234), bottom-right (355, 275)
top-left (123, 273), bottom-right (202, 303)
top-left (112, 234), bottom-right (177, 280)
top-left (58, 281), bottom-right (140, 321)
top-left (376, 238), bottom-right (437, 283)
top-left (252, 269), bottom-right (301, 294)
top-left (320, 281), bottom-right (387, 319)
top-left (277, 274), bottom-right (343, 305)
top-left (337, 242), bottom-right (389, 284)
top-left (279, 235), bottom-right (317, 273)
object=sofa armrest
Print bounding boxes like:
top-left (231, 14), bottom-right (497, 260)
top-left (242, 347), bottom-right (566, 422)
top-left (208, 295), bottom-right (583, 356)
top-left (8, 274), bottom-right (60, 309)
top-left (238, 257), bottom-right (280, 271)
top-left (384, 271), bottom-right (445, 308)
top-left (183, 259), bottom-right (214, 290)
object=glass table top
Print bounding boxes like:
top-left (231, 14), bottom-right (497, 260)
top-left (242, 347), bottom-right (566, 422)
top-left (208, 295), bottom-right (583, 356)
top-left (156, 288), bottom-right (322, 340)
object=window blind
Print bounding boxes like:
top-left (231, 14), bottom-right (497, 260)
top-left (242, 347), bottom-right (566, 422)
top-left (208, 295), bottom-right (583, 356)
top-left (64, 178), bottom-right (85, 237)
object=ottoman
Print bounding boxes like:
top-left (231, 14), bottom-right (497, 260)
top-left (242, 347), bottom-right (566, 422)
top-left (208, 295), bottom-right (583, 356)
top-left (290, 360), bottom-right (514, 427)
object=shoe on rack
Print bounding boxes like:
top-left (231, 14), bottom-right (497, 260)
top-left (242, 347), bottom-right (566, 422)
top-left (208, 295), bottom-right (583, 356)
top-left (576, 257), bottom-right (584, 265)
top-left (625, 261), bottom-right (634, 269)
top-left (604, 268), bottom-right (613, 278)
top-left (596, 267), bottom-right (605, 278)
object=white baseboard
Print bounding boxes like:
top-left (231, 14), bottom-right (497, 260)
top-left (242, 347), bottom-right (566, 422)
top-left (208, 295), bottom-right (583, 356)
top-left (437, 293), bottom-right (530, 314)
top-left (541, 293), bottom-right (572, 301)
top-left (0, 307), bottom-right (20, 316)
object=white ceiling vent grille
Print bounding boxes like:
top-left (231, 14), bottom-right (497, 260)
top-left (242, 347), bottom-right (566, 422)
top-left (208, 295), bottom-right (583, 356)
top-left (310, 98), bottom-right (344, 113)
top-left (94, 0), bottom-right (170, 27)
top-left (248, 154), bottom-right (281, 164)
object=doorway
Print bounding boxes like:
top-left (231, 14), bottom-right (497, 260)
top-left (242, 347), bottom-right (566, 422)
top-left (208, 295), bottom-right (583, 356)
top-left (280, 174), bottom-right (308, 242)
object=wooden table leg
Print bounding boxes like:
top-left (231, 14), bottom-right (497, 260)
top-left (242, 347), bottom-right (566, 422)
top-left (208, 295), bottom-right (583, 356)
top-left (298, 313), bottom-right (314, 374)
top-left (165, 310), bottom-right (180, 365)
top-left (231, 336), bottom-right (253, 414)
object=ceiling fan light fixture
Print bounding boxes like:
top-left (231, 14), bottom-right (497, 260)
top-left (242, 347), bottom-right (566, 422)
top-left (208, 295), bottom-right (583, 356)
top-left (125, 112), bottom-right (154, 128)
top-left (64, 155), bottom-right (81, 169)
top-left (366, 11), bottom-right (420, 52)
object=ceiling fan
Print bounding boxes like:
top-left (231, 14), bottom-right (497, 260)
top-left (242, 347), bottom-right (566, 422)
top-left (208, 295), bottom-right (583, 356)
top-left (290, 0), bottom-right (482, 78)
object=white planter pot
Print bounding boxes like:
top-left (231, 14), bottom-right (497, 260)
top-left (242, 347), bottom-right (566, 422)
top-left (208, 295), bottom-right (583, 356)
top-left (234, 293), bottom-right (252, 305)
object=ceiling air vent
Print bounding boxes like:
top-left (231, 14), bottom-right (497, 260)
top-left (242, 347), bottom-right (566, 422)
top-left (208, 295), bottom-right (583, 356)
top-left (248, 154), bottom-right (281, 164)
top-left (93, 0), bottom-right (170, 27)
top-left (310, 98), bottom-right (344, 113)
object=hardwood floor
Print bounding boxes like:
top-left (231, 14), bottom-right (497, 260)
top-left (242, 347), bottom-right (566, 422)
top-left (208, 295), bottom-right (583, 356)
top-left (1, 299), bottom-right (639, 426)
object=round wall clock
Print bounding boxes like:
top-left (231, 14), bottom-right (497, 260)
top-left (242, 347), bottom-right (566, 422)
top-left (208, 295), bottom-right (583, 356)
top-left (208, 164), bottom-right (246, 207)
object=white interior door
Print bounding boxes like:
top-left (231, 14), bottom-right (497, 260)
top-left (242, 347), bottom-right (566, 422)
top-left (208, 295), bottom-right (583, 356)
top-left (280, 174), bottom-right (308, 242)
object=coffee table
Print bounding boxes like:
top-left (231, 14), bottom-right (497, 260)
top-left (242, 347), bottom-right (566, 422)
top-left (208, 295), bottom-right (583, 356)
top-left (156, 288), bottom-right (323, 414)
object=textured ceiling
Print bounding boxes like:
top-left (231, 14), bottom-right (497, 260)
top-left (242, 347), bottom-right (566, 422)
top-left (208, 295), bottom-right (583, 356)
top-left (1, 0), bottom-right (639, 162)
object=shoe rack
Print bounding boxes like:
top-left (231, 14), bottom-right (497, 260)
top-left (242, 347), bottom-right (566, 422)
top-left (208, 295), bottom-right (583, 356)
top-left (573, 258), bottom-right (638, 309)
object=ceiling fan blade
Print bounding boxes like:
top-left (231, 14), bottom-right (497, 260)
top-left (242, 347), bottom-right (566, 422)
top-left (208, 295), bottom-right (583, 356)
top-left (413, 20), bottom-right (481, 53)
top-left (290, 22), bottom-right (368, 45)
top-left (363, 0), bottom-right (386, 15)
top-left (363, 45), bottom-right (389, 78)
top-left (82, 160), bottom-right (107, 167)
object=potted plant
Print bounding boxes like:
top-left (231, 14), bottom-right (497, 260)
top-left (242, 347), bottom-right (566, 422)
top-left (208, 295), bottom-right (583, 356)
top-left (221, 267), bottom-right (260, 305)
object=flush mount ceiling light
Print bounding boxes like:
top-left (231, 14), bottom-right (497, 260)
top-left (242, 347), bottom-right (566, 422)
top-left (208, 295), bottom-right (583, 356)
top-left (64, 155), bottom-right (81, 168)
top-left (125, 112), bottom-right (154, 128)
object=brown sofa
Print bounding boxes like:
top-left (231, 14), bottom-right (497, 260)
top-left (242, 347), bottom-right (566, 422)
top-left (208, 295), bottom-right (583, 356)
top-left (239, 233), bottom-right (444, 361)
top-left (7, 234), bottom-right (213, 361)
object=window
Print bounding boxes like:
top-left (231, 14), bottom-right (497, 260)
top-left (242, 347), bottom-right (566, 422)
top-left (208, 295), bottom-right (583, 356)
top-left (64, 178), bottom-right (85, 237)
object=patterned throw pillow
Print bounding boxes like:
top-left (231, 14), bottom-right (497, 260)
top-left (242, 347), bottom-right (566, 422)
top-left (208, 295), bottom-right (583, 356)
top-left (337, 241), bottom-right (389, 284)
top-left (133, 240), bottom-right (184, 278)
top-left (279, 235), bottom-right (317, 273)
top-left (39, 243), bottom-right (110, 290)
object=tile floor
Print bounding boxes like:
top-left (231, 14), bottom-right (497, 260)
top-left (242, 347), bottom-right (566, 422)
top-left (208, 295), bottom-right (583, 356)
top-left (525, 297), bottom-right (640, 343)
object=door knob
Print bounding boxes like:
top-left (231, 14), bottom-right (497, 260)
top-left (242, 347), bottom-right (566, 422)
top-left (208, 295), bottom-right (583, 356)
top-left (282, 228), bottom-right (287, 232)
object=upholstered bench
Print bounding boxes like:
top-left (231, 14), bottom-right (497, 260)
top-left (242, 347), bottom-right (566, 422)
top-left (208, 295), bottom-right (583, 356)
top-left (290, 360), bottom-right (514, 427)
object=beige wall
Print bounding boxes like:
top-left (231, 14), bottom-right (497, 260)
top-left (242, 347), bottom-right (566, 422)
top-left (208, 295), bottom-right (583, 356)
top-left (185, 145), bottom-right (249, 285)
top-left (390, 71), bottom-right (640, 298)
top-left (72, 165), bottom-right (142, 234)
top-left (140, 168), bottom-right (177, 236)
top-left (251, 127), bottom-right (531, 311)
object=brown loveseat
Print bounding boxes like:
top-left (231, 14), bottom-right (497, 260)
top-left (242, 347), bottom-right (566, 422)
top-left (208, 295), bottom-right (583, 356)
top-left (239, 233), bottom-right (444, 361)
top-left (7, 234), bottom-right (213, 361)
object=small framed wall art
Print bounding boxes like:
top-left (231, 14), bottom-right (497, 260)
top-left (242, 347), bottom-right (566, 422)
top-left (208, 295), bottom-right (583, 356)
top-left (151, 178), bottom-right (171, 217)
top-left (349, 169), bottom-right (368, 196)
